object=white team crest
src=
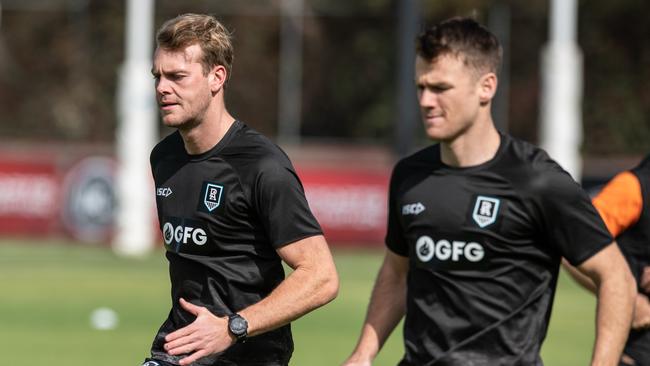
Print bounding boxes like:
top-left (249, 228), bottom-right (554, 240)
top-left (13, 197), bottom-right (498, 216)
top-left (204, 183), bottom-right (223, 212)
top-left (472, 196), bottom-right (500, 228)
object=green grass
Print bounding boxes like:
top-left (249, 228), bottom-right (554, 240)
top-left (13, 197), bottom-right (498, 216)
top-left (0, 240), bottom-right (595, 365)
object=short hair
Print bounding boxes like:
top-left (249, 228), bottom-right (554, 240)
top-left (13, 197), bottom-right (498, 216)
top-left (156, 13), bottom-right (234, 83)
top-left (416, 17), bottom-right (502, 77)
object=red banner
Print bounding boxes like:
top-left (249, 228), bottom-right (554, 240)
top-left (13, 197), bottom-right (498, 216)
top-left (0, 160), bottom-right (61, 234)
top-left (297, 167), bottom-right (390, 245)
top-left (0, 155), bottom-right (391, 247)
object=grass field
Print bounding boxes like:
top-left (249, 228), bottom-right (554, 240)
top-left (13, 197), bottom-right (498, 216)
top-left (0, 239), bottom-right (596, 365)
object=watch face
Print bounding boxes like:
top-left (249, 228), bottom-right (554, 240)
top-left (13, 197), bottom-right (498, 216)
top-left (231, 317), bottom-right (246, 331)
top-left (229, 315), bottom-right (248, 336)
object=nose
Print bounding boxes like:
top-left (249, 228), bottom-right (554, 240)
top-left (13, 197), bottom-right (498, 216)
top-left (155, 76), bottom-right (171, 96)
top-left (418, 88), bottom-right (437, 109)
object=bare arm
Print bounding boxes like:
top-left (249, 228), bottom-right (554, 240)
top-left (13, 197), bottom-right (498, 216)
top-left (342, 250), bottom-right (409, 366)
top-left (563, 257), bottom-right (650, 330)
top-left (575, 242), bottom-right (636, 366)
top-left (164, 235), bottom-right (339, 365)
top-left (562, 257), bottom-right (597, 293)
top-left (564, 170), bottom-right (649, 333)
top-left (240, 234), bottom-right (339, 336)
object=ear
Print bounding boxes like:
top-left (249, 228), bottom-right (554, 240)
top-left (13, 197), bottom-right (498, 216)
top-left (208, 65), bottom-right (228, 94)
top-left (477, 72), bottom-right (498, 105)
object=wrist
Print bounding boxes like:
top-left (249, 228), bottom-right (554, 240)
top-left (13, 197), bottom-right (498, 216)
top-left (227, 313), bottom-right (248, 343)
top-left (349, 347), bottom-right (377, 362)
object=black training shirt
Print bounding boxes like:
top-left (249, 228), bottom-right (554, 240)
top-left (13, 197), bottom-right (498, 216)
top-left (148, 121), bottom-right (322, 365)
top-left (387, 133), bottom-right (612, 366)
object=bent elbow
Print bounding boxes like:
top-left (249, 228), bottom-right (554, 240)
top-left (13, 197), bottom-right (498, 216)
top-left (328, 271), bottom-right (340, 301)
top-left (316, 269), bottom-right (339, 306)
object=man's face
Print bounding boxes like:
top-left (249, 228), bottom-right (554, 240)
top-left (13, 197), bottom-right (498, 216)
top-left (152, 44), bottom-right (213, 129)
top-left (415, 54), bottom-right (483, 142)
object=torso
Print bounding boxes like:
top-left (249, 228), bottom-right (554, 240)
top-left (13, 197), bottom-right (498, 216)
top-left (388, 134), bottom-right (612, 365)
top-left (148, 121), bottom-right (321, 365)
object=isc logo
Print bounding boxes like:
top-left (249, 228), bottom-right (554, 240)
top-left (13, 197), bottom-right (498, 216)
top-left (162, 222), bottom-right (207, 246)
top-left (402, 202), bottom-right (426, 215)
top-left (156, 187), bottom-right (173, 197)
top-left (415, 235), bottom-right (484, 263)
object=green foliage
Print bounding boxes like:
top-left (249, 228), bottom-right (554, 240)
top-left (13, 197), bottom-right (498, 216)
top-left (0, 241), bottom-right (597, 365)
top-left (580, 0), bottom-right (650, 154)
top-left (1, 1), bottom-right (648, 153)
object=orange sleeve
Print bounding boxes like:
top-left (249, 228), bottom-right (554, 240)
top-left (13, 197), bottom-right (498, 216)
top-left (592, 171), bottom-right (643, 237)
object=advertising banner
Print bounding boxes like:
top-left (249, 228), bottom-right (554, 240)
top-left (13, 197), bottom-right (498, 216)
top-left (0, 156), bottom-right (390, 247)
top-left (298, 167), bottom-right (389, 245)
top-left (0, 160), bottom-right (60, 235)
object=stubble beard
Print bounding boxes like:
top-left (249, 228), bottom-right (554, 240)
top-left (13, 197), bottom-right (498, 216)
top-left (424, 118), bottom-right (474, 144)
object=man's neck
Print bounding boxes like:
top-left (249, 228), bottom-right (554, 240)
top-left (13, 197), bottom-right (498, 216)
top-left (440, 116), bottom-right (501, 168)
top-left (180, 105), bottom-right (235, 155)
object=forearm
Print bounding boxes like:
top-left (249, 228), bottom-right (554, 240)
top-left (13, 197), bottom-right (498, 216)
top-left (562, 258), bottom-right (597, 293)
top-left (574, 243), bottom-right (636, 365)
top-left (348, 252), bottom-right (408, 362)
top-left (591, 263), bottom-right (636, 365)
top-left (240, 261), bottom-right (338, 336)
top-left (239, 235), bottom-right (338, 337)
top-left (350, 282), bottom-right (406, 360)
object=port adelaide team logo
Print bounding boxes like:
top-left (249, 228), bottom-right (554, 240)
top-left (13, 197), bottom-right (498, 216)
top-left (198, 181), bottom-right (224, 213)
top-left (472, 195), bottom-right (500, 228)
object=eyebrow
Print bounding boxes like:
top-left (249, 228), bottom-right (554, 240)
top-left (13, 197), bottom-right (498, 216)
top-left (151, 68), bottom-right (187, 76)
top-left (417, 80), bottom-right (452, 88)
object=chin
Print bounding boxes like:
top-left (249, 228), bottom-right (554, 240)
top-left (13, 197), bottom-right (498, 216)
top-left (163, 117), bottom-right (197, 132)
top-left (424, 127), bottom-right (448, 141)
top-left (161, 121), bottom-right (178, 128)
top-left (162, 116), bottom-right (183, 128)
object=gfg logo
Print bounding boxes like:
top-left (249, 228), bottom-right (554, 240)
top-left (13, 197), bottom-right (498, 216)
top-left (415, 235), bottom-right (484, 263)
top-left (163, 222), bottom-right (207, 246)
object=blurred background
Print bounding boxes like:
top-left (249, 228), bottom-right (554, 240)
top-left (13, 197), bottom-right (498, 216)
top-left (0, 0), bottom-right (648, 365)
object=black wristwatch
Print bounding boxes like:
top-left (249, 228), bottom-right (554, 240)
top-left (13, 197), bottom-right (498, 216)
top-left (228, 313), bottom-right (248, 343)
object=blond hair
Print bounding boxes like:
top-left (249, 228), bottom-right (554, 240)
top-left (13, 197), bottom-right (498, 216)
top-left (156, 13), bottom-right (234, 83)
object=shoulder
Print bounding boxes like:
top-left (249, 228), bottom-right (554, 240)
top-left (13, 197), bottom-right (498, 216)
top-left (602, 171), bottom-right (641, 192)
top-left (629, 154), bottom-right (650, 202)
top-left (638, 153), bottom-right (650, 167)
top-left (501, 135), bottom-right (561, 173)
top-left (229, 123), bottom-right (288, 158)
top-left (150, 131), bottom-right (183, 166)
top-left (224, 122), bottom-right (295, 178)
top-left (499, 135), bottom-right (579, 198)
top-left (631, 154), bottom-right (650, 175)
top-left (393, 144), bottom-right (440, 177)
top-left (500, 135), bottom-right (566, 178)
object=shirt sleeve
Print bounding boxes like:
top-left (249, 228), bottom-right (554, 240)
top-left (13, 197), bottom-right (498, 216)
top-left (592, 171), bottom-right (643, 237)
top-left (253, 157), bottom-right (323, 248)
top-left (385, 163), bottom-right (409, 257)
top-left (534, 169), bottom-right (614, 266)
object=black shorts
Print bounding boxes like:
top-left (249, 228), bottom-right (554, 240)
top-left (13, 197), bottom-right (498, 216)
top-left (623, 329), bottom-right (650, 366)
top-left (141, 358), bottom-right (288, 366)
top-left (142, 359), bottom-right (175, 366)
